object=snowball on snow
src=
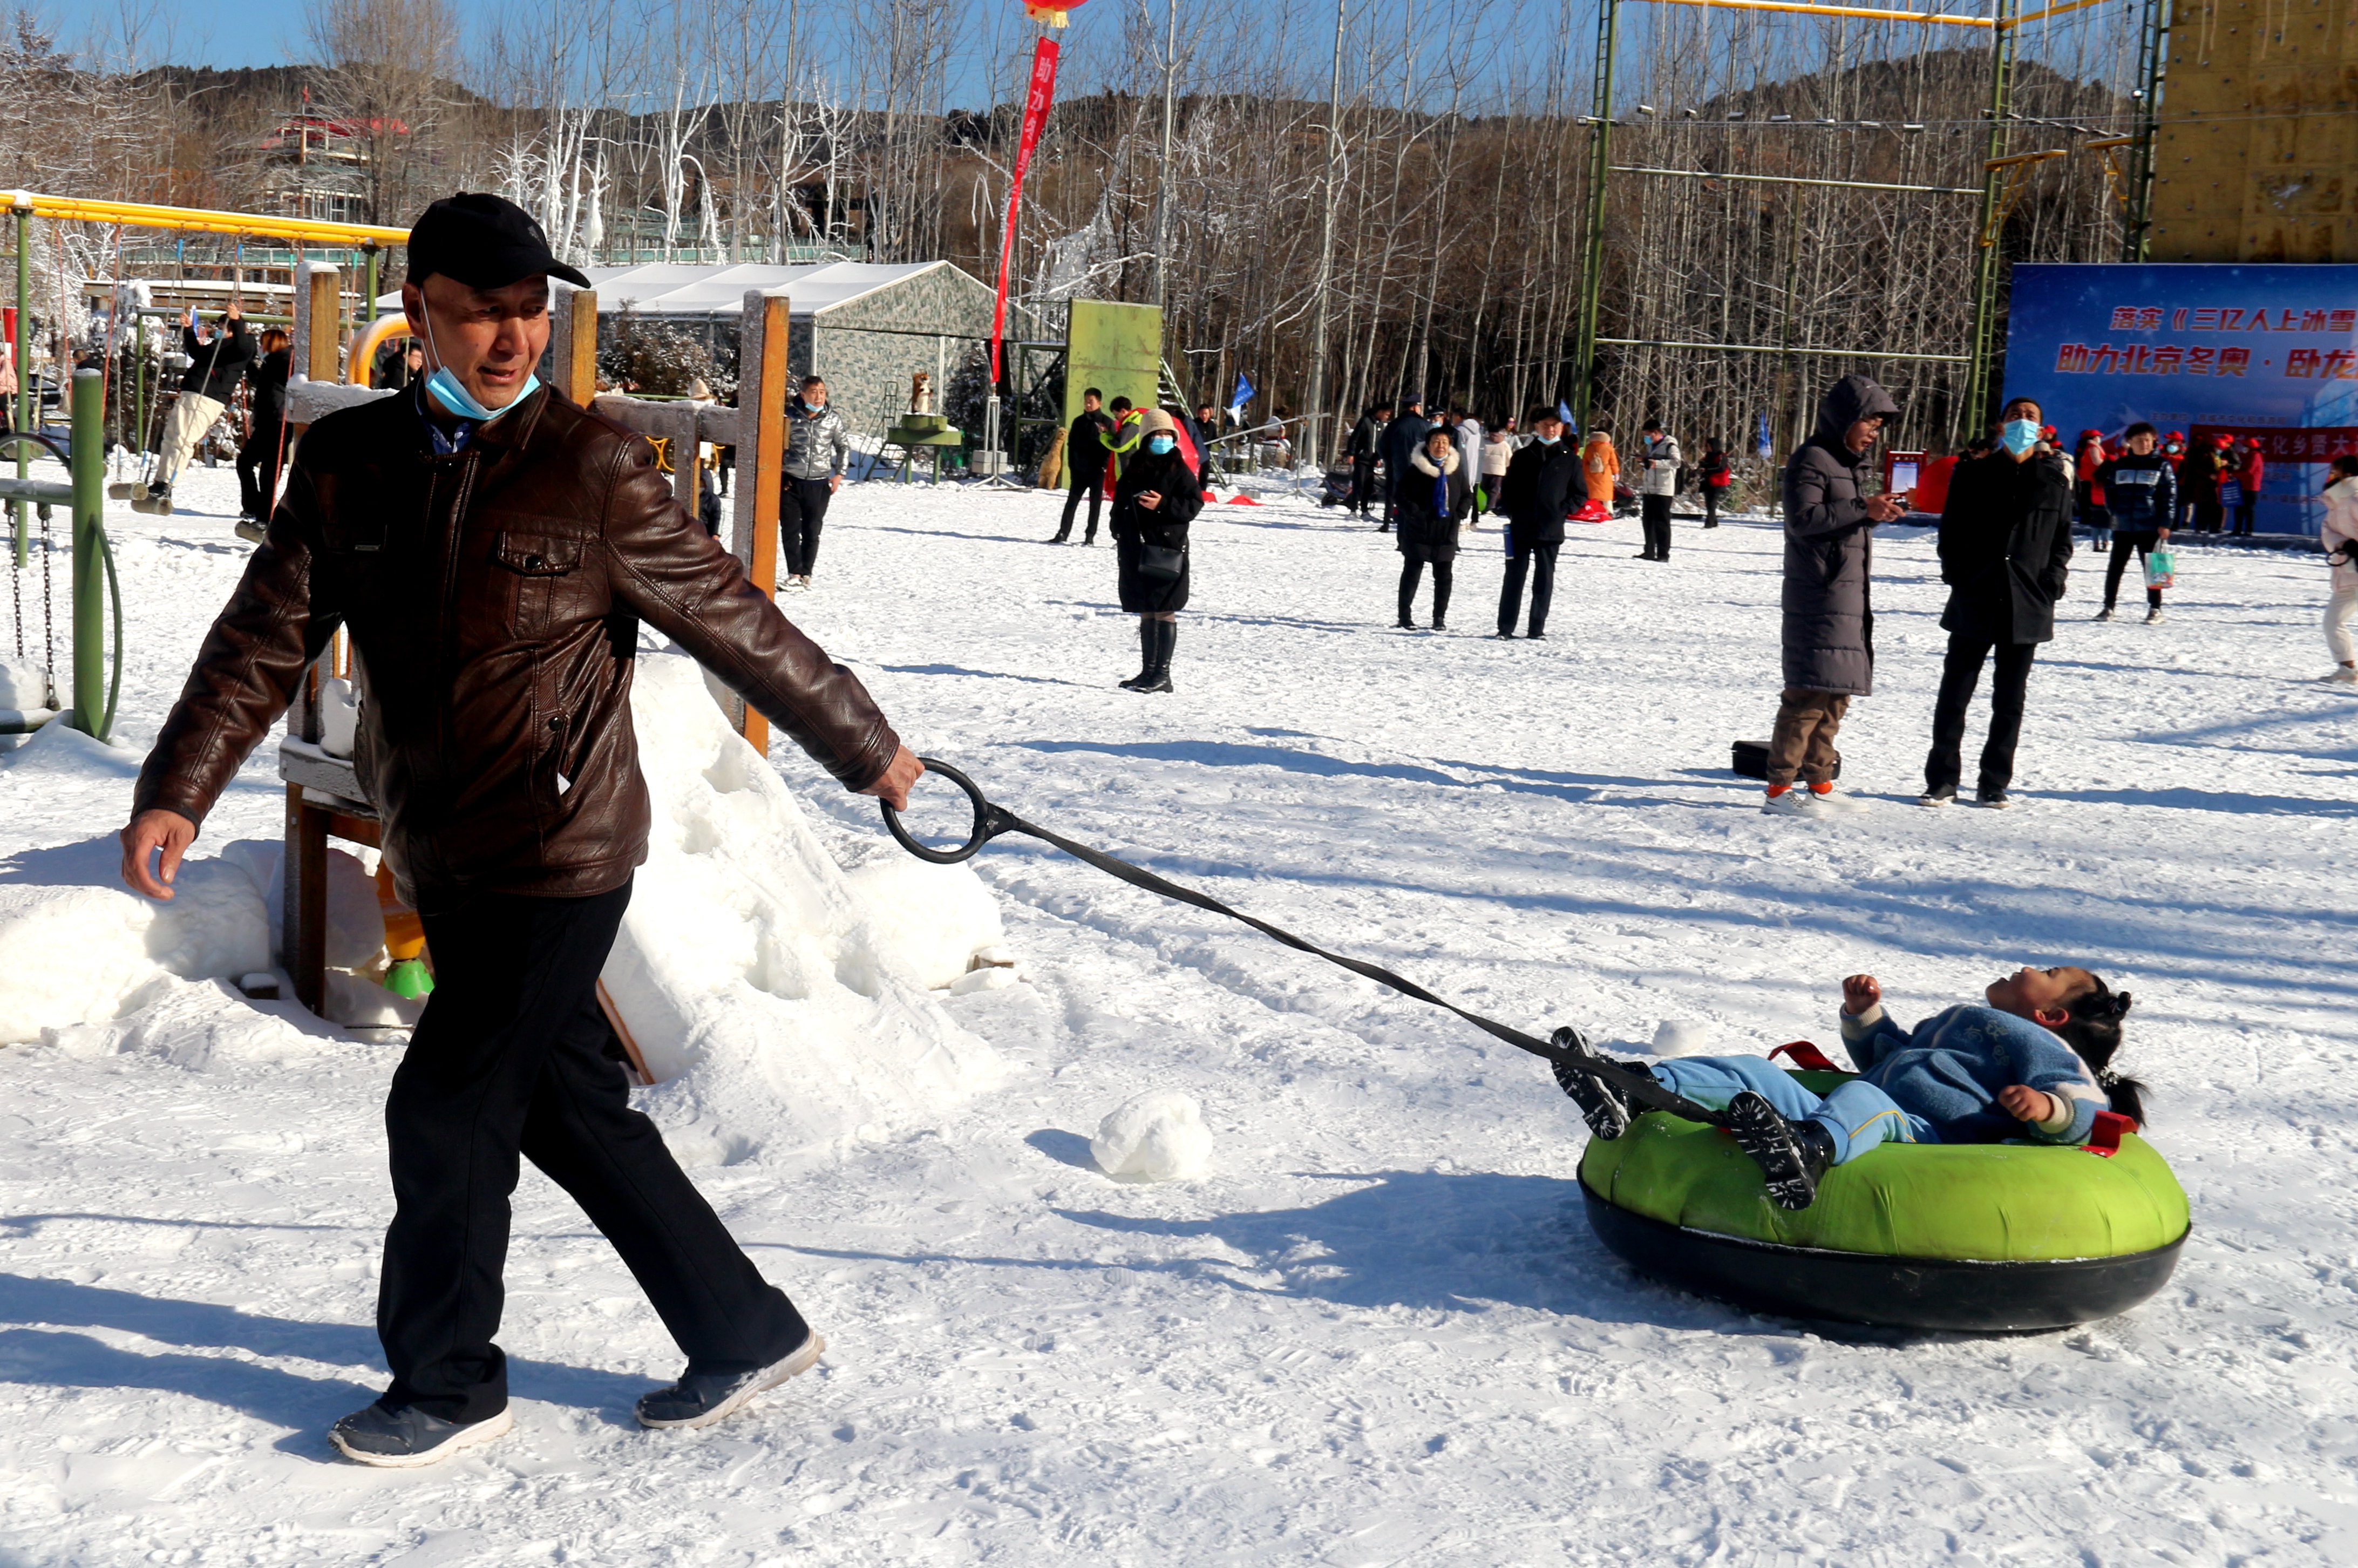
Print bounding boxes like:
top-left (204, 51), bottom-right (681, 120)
top-left (1090, 1091), bottom-right (1214, 1182)
top-left (1650, 1019), bottom-right (1721, 1058)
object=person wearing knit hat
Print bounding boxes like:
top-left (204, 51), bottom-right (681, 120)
top-left (1109, 406), bottom-right (1203, 692)
top-left (2233, 436), bottom-right (2265, 537)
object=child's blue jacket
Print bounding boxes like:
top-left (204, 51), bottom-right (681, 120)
top-left (1841, 1003), bottom-right (2108, 1145)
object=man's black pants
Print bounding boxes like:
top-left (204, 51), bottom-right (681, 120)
top-left (1056, 469), bottom-right (1104, 541)
top-left (236, 419), bottom-right (284, 519)
top-left (1640, 494), bottom-right (1673, 559)
top-left (779, 477), bottom-right (832, 576)
top-left (382, 881), bottom-right (804, 1423)
top-left (1924, 633), bottom-right (2038, 797)
top-left (1498, 539), bottom-right (1559, 636)
top-left (1352, 456), bottom-right (1377, 515)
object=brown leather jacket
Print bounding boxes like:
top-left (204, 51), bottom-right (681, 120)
top-left (134, 385), bottom-right (900, 911)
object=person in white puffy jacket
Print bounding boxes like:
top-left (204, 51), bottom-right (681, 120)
top-left (2320, 454), bottom-right (2358, 683)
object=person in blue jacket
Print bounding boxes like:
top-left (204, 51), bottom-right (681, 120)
top-left (1555, 965), bottom-right (2143, 1210)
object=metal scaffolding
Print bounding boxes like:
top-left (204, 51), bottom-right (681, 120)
top-left (1568, 0), bottom-right (2165, 447)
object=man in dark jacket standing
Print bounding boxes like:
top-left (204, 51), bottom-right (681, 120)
top-left (1377, 397), bottom-right (1430, 532)
top-left (1764, 374), bottom-right (1906, 814)
top-left (234, 325), bottom-right (292, 538)
top-left (118, 193), bottom-right (921, 1469)
top-left (1346, 402), bottom-right (1390, 518)
top-left (1051, 386), bottom-right (1115, 543)
top-left (1921, 396), bottom-right (2074, 807)
top-left (1496, 406), bottom-right (1580, 639)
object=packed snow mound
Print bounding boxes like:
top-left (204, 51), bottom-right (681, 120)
top-left (1650, 1019), bottom-right (1723, 1058)
top-left (43, 974), bottom-right (338, 1070)
top-left (0, 653), bottom-right (53, 712)
top-left (600, 650), bottom-right (1008, 1165)
top-left (1090, 1091), bottom-right (1214, 1183)
top-left (0, 835), bottom-right (271, 1045)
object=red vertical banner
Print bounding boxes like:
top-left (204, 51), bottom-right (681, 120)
top-left (991, 37), bottom-right (1061, 385)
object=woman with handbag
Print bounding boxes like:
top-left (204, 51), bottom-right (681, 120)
top-left (1395, 426), bottom-right (1471, 630)
top-left (1111, 408), bottom-right (1203, 693)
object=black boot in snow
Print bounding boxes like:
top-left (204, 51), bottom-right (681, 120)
top-left (1548, 1026), bottom-right (1654, 1141)
top-left (1119, 620), bottom-right (1155, 689)
top-left (1725, 1091), bottom-right (1837, 1211)
top-left (1132, 620), bottom-right (1175, 694)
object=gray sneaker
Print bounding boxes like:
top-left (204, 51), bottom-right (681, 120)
top-left (330, 1401), bottom-right (513, 1468)
top-left (636, 1331), bottom-right (826, 1430)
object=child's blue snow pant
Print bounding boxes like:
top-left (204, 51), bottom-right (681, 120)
top-left (1649, 1056), bottom-right (1938, 1164)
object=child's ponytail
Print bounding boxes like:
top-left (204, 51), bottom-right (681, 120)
top-left (2062, 975), bottom-right (2147, 1126)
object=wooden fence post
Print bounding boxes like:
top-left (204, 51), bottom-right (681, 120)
top-left (730, 288), bottom-right (791, 755)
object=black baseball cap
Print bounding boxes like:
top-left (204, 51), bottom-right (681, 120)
top-left (404, 193), bottom-right (590, 291)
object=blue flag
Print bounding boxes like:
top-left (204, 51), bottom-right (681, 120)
top-left (1756, 411), bottom-right (1773, 458)
top-left (1558, 399), bottom-right (1575, 427)
top-left (1230, 372), bottom-right (1254, 417)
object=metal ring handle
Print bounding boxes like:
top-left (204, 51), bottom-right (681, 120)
top-left (880, 757), bottom-right (996, 864)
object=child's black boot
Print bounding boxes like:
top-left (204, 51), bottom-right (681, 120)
top-left (1548, 1026), bottom-right (1654, 1141)
top-left (1725, 1090), bottom-right (1837, 1211)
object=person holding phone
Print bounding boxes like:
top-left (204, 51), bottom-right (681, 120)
top-left (1920, 397), bottom-right (2074, 807)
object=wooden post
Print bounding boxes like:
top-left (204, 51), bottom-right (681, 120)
top-left (549, 285), bottom-right (599, 405)
top-left (730, 289), bottom-right (791, 755)
top-left (286, 785), bottom-right (328, 1016)
top-left (304, 264), bottom-right (342, 383)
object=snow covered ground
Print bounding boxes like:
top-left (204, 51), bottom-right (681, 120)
top-left (3, 450), bottom-right (2356, 1565)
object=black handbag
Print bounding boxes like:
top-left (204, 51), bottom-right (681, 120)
top-left (1137, 544), bottom-right (1186, 582)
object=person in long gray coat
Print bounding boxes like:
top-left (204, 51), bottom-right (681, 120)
top-left (1763, 374), bottom-right (1908, 814)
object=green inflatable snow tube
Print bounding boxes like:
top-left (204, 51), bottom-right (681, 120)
top-left (1579, 1070), bottom-right (2191, 1331)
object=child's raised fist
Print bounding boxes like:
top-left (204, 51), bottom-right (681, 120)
top-left (1840, 974), bottom-right (1881, 1016)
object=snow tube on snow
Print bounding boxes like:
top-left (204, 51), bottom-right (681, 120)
top-left (1579, 1070), bottom-right (2190, 1332)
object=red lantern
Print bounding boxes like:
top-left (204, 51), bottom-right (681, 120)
top-left (1022, 0), bottom-right (1087, 26)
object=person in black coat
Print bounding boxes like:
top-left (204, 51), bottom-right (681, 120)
top-left (1052, 386), bottom-right (1116, 544)
top-left (1496, 405), bottom-right (1580, 639)
top-left (1377, 398), bottom-right (1430, 533)
top-left (1395, 426), bottom-right (1470, 630)
top-left (1922, 395), bottom-right (2075, 807)
top-left (1111, 408), bottom-right (1203, 693)
top-left (235, 327), bottom-right (291, 530)
top-left (1346, 402), bottom-right (1390, 518)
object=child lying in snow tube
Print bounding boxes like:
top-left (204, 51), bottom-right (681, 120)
top-left (1562, 967), bottom-right (2190, 1332)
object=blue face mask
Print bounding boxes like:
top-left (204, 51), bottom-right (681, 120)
top-left (2001, 418), bottom-right (2041, 456)
top-left (419, 313), bottom-right (538, 424)
top-left (1535, 431), bottom-right (1561, 446)
top-left (1147, 433), bottom-right (1177, 455)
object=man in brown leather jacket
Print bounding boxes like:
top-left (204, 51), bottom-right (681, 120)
top-left (118, 193), bottom-right (922, 1467)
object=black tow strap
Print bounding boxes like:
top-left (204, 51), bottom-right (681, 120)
top-left (882, 758), bottom-right (1728, 1127)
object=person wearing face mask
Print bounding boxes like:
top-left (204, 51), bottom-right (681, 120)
top-left (1919, 397), bottom-right (2075, 807)
top-left (118, 193), bottom-right (923, 1468)
top-left (1395, 426), bottom-right (1471, 629)
top-left (777, 376), bottom-right (849, 591)
top-left (1495, 407), bottom-right (1580, 639)
top-left (1111, 408), bottom-right (1203, 691)
top-left (1763, 374), bottom-right (1907, 815)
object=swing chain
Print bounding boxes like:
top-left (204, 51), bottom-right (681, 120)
top-left (39, 500), bottom-right (54, 710)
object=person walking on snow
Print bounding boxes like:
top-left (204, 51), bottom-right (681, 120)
top-left (1635, 417), bottom-right (1681, 560)
top-left (1111, 408), bottom-right (1201, 692)
top-left (1920, 396), bottom-right (2074, 809)
top-left (1574, 418), bottom-right (1617, 522)
top-left (1395, 426), bottom-right (1470, 629)
top-left (2074, 429), bottom-right (2111, 554)
top-left (2318, 453), bottom-right (2358, 683)
top-left (1762, 373), bottom-right (1906, 815)
top-left (1496, 406), bottom-right (1580, 640)
top-left (234, 327), bottom-right (291, 541)
top-left (1697, 436), bottom-right (1731, 528)
top-left (139, 303), bottom-right (256, 514)
top-left (1346, 402), bottom-right (1390, 519)
top-left (778, 375), bottom-right (848, 592)
top-left (118, 192), bottom-right (923, 1469)
top-left (2094, 422), bottom-right (2174, 623)
top-left (1050, 386), bottom-right (1115, 544)
top-left (1377, 398), bottom-right (1430, 532)
top-left (1452, 408), bottom-right (1484, 524)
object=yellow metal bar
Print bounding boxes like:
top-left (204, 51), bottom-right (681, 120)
top-left (1633, 0), bottom-right (1994, 27)
top-left (1998, 0), bottom-right (2117, 26)
top-left (1, 191), bottom-right (406, 248)
top-left (1985, 148), bottom-right (2069, 169)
